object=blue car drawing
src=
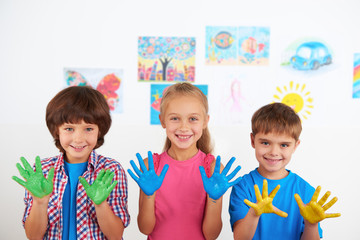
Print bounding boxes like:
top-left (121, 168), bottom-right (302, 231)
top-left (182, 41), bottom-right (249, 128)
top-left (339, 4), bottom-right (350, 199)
top-left (290, 42), bottom-right (332, 70)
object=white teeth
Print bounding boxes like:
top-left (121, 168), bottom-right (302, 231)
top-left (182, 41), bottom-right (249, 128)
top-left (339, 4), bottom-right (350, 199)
top-left (178, 135), bottom-right (190, 139)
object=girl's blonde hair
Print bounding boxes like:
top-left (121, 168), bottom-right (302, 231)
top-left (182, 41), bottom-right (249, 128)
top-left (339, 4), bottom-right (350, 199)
top-left (159, 82), bottom-right (213, 154)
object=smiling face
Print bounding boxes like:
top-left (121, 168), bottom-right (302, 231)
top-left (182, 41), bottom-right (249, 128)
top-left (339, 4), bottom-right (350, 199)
top-left (251, 131), bottom-right (300, 179)
top-left (58, 120), bottom-right (99, 163)
top-left (160, 94), bottom-right (209, 159)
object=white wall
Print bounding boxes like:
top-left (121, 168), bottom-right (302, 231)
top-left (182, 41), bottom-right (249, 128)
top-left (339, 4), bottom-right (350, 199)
top-left (1, 0), bottom-right (359, 239)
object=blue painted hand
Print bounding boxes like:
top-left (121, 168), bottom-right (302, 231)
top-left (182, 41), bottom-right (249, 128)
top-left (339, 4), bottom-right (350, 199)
top-left (127, 151), bottom-right (169, 196)
top-left (199, 156), bottom-right (242, 200)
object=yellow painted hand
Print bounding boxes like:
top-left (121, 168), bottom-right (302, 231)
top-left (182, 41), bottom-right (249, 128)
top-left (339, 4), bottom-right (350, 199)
top-left (244, 179), bottom-right (288, 217)
top-left (295, 186), bottom-right (341, 224)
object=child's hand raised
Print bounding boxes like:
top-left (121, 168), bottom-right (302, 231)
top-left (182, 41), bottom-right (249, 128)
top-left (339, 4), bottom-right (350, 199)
top-left (12, 156), bottom-right (54, 198)
top-left (295, 186), bottom-right (341, 224)
top-left (244, 179), bottom-right (288, 217)
top-left (127, 151), bottom-right (169, 196)
top-left (199, 156), bottom-right (241, 200)
top-left (79, 169), bottom-right (118, 205)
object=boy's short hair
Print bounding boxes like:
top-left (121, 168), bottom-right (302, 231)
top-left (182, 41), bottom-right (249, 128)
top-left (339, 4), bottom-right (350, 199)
top-left (46, 86), bottom-right (112, 153)
top-left (251, 102), bottom-right (302, 141)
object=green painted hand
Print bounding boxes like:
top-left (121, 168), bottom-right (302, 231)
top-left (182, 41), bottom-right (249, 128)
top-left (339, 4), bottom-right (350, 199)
top-left (244, 179), bottom-right (288, 218)
top-left (295, 186), bottom-right (341, 224)
top-left (12, 156), bottom-right (54, 198)
top-left (79, 169), bottom-right (118, 205)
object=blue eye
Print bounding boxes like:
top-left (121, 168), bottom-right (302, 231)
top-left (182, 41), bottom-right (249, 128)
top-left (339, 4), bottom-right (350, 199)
top-left (86, 128), bottom-right (93, 132)
top-left (281, 144), bottom-right (289, 148)
top-left (65, 128), bottom-right (73, 131)
top-left (261, 142), bottom-right (269, 145)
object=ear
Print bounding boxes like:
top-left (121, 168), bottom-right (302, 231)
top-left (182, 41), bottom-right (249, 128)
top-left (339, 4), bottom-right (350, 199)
top-left (159, 114), bottom-right (166, 128)
top-left (203, 114), bottom-right (210, 129)
top-left (250, 133), bottom-right (255, 148)
top-left (293, 139), bottom-right (301, 152)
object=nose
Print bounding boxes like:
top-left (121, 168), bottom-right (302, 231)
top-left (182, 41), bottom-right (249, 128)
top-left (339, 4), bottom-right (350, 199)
top-left (179, 120), bottom-right (189, 131)
top-left (73, 131), bottom-right (85, 143)
top-left (268, 145), bottom-right (279, 156)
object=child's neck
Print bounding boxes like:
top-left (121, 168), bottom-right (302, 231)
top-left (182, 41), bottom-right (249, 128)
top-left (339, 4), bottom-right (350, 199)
top-left (167, 147), bottom-right (199, 161)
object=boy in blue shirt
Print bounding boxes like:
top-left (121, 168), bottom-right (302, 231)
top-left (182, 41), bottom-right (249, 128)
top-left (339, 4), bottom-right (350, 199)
top-left (229, 102), bottom-right (340, 240)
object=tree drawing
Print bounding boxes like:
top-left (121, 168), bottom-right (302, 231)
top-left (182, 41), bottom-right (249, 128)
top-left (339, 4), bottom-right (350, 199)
top-left (138, 36), bottom-right (196, 81)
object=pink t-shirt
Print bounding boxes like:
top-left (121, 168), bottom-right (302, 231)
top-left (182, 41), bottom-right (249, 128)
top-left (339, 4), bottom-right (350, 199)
top-left (149, 150), bottom-right (214, 240)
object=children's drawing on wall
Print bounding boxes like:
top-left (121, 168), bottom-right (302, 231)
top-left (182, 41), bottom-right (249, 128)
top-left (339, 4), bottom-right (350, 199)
top-left (205, 26), bottom-right (237, 65)
top-left (150, 84), bottom-right (208, 125)
top-left (138, 37), bottom-right (196, 82)
top-left (64, 68), bottom-right (123, 113)
top-left (353, 53), bottom-right (360, 98)
top-left (273, 81), bottom-right (313, 121)
top-left (205, 26), bottom-right (270, 65)
top-left (281, 38), bottom-right (333, 73)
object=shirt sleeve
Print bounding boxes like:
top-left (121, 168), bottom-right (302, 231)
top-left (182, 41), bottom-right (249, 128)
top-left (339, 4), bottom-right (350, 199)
top-left (229, 179), bottom-right (252, 231)
top-left (108, 163), bottom-right (130, 227)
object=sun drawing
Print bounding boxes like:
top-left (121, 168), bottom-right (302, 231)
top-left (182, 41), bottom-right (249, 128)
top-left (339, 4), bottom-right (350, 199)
top-left (273, 81), bottom-right (314, 120)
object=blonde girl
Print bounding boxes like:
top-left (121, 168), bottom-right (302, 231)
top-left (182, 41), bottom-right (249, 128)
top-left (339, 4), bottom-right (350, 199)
top-left (128, 82), bottom-right (241, 240)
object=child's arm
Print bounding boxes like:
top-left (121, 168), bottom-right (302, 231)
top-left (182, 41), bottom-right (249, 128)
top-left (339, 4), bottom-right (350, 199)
top-left (79, 169), bottom-right (124, 239)
top-left (24, 195), bottom-right (51, 239)
top-left (94, 201), bottom-right (125, 239)
top-left (127, 151), bottom-right (169, 235)
top-left (12, 156), bottom-right (54, 239)
top-left (200, 156), bottom-right (242, 239)
top-left (295, 186), bottom-right (340, 240)
top-left (234, 179), bottom-right (288, 240)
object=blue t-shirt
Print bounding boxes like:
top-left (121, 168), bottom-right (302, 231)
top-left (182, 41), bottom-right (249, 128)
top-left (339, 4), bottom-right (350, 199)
top-left (229, 169), bottom-right (323, 239)
top-left (63, 161), bottom-right (88, 240)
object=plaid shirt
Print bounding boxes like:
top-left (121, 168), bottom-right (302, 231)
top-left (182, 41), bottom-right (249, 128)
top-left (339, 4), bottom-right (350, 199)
top-left (22, 150), bottom-right (130, 240)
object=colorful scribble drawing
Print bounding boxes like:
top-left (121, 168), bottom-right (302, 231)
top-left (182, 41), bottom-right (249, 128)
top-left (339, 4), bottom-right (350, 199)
top-left (273, 81), bottom-right (313, 121)
top-left (206, 26), bottom-right (270, 65)
top-left (151, 84), bottom-right (208, 125)
top-left (353, 53), bottom-right (360, 98)
top-left (64, 68), bottom-right (123, 113)
top-left (138, 37), bottom-right (196, 82)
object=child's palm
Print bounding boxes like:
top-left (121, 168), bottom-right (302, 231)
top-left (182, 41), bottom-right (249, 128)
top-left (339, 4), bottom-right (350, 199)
top-left (127, 151), bottom-right (169, 196)
top-left (295, 186), bottom-right (341, 224)
top-left (79, 169), bottom-right (118, 205)
top-left (12, 156), bottom-right (54, 198)
top-left (244, 179), bottom-right (288, 217)
top-left (200, 156), bottom-right (241, 200)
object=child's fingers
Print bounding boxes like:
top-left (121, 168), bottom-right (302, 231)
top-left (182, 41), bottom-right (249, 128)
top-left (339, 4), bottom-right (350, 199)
top-left (136, 153), bottom-right (148, 172)
top-left (254, 184), bottom-right (262, 201)
top-left (199, 166), bottom-right (207, 180)
top-left (274, 207), bottom-right (288, 218)
top-left (20, 157), bottom-right (33, 172)
top-left (222, 157), bottom-right (235, 175)
top-left (159, 164), bottom-right (169, 181)
top-left (229, 176), bottom-right (242, 186)
top-left (318, 191), bottom-right (331, 206)
top-left (226, 165), bottom-right (241, 181)
top-left (12, 176), bottom-right (27, 188)
top-left (127, 169), bottom-right (140, 184)
top-left (47, 168), bottom-right (55, 182)
top-left (262, 179), bottom-right (268, 198)
top-left (35, 156), bottom-right (42, 174)
top-left (244, 199), bottom-right (257, 209)
top-left (130, 160), bottom-right (142, 176)
top-left (323, 196), bottom-right (338, 211)
top-left (104, 171), bottom-right (114, 185)
top-left (96, 169), bottom-right (105, 182)
top-left (325, 212), bottom-right (341, 219)
top-left (79, 177), bottom-right (91, 190)
top-left (311, 186), bottom-right (321, 202)
top-left (107, 180), bottom-right (118, 193)
top-left (214, 156), bottom-right (221, 174)
top-left (294, 193), bottom-right (305, 209)
top-left (147, 151), bottom-right (155, 171)
top-left (269, 185), bottom-right (281, 199)
top-left (16, 163), bottom-right (29, 179)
